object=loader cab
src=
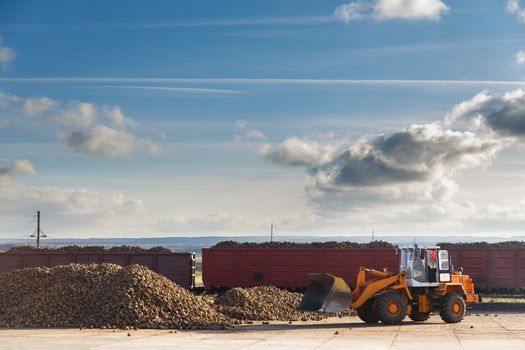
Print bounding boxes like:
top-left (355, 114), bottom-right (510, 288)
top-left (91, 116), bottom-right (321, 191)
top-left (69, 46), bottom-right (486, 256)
top-left (399, 246), bottom-right (451, 287)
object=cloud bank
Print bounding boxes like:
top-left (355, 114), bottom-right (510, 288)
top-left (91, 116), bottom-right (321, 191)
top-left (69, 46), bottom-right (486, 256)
top-left (0, 90), bottom-right (161, 157)
top-left (260, 89), bottom-right (525, 231)
top-left (0, 160), bottom-right (145, 216)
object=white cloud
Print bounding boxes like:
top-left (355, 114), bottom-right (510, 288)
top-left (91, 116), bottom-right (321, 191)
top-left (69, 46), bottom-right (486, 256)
top-left (261, 90), bottom-right (521, 220)
top-left (22, 97), bottom-right (57, 116)
top-left (444, 90), bottom-right (492, 127)
top-left (445, 89), bottom-right (525, 139)
top-left (0, 36), bottom-right (15, 70)
top-left (233, 120), bottom-right (267, 142)
top-left (59, 124), bottom-right (161, 157)
top-left (264, 123), bottom-right (500, 204)
top-left (255, 89), bottom-right (525, 235)
top-left (516, 50), bottom-right (525, 65)
top-left (105, 106), bottom-right (137, 128)
top-left (245, 130), bottom-right (266, 140)
top-left (374, 0), bottom-right (449, 21)
top-left (0, 159), bottom-right (37, 177)
top-left (0, 90), bottom-right (21, 110)
top-left (1, 90), bottom-right (57, 117)
top-left (334, 0), bottom-right (449, 22)
top-left (260, 137), bottom-right (338, 167)
top-left (334, 1), bottom-right (371, 23)
top-left (66, 190), bottom-right (145, 215)
top-left (462, 201), bottom-right (525, 231)
top-left (53, 102), bottom-right (153, 157)
top-left (0, 89), bottom-right (160, 158)
top-left (235, 119), bottom-right (248, 129)
top-left (0, 160), bottom-right (144, 217)
top-left (53, 102), bottom-right (98, 127)
top-left (156, 212), bottom-right (258, 234)
top-left (507, 0), bottom-right (525, 22)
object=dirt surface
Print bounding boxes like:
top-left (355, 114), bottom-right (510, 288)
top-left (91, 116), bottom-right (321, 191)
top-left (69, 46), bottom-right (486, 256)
top-left (1, 314), bottom-right (523, 350)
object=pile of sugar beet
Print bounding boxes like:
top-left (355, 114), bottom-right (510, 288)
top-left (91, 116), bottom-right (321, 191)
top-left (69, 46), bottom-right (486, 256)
top-left (0, 264), bottom-right (229, 329)
top-left (212, 240), bottom-right (525, 249)
top-left (0, 263), bottom-right (352, 329)
top-left (5, 245), bottom-right (173, 253)
top-left (212, 240), bottom-right (396, 249)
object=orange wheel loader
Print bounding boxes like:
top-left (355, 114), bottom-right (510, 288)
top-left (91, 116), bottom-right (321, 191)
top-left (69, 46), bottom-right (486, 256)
top-left (298, 245), bottom-right (479, 324)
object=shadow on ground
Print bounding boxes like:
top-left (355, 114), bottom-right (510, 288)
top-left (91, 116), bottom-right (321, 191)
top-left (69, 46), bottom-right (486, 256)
top-left (219, 320), bottom-right (446, 333)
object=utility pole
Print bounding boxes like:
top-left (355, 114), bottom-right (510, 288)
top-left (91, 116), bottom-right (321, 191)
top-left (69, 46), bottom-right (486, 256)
top-left (270, 221), bottom-right (274, 242)
top-left (30, 211), bottom-right (46, 248)
top-left (372, 228), bottom-right (375, 242)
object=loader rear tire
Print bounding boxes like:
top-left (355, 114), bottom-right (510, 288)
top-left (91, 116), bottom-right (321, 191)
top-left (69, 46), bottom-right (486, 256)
top-left (439, 293), bottom-right (465, 323)
top-left (356, 298), bottom-right (379, 323)
top-left (409, 311), bottom-right (430, 322)
top-left (376, 292), bottom-right (406, 325)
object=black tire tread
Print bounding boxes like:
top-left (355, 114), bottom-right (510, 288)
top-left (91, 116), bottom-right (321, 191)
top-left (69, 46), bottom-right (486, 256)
top-left (409, 311), bottom-right (431, 321)
top-left (376, 292), bottom-right (406, 325)
top-left (439, 293), bottom-right (465, 323)
top-left (356, 298), bottom-right (379, 323)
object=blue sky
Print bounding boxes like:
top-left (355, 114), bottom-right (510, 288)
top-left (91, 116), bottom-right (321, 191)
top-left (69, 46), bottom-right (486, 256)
top-left (2, 0), bottom-right (525, 239)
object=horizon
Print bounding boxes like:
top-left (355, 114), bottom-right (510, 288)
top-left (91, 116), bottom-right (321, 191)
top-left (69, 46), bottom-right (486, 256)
top-left (2, 1), bottom-right (525, 239)
top-left (2, 234), bottom-right (524, 244)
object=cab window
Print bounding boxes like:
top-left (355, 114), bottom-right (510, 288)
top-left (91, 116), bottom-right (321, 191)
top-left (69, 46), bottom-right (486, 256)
top-left (438, 250), bottom-right (449, 270)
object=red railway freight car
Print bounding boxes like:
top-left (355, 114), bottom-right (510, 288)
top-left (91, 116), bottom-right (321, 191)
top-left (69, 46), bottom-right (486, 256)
top-left (448, 248), bottom-right (525, 290)
top-left (202, 247), bottom-right (525, 291)
top-left (202, 248), bottom-right (398, 290)
top-left (0, 252), bottom-right (196, 289)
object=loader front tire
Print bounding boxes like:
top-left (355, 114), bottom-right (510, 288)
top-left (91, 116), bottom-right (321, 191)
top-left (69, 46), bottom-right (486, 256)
top-left (356, 298), bottom-right (379, 324)
top-left (439, 293), bottom-right (465, 323)
top-left (376, 292), bottom-right (406, 325)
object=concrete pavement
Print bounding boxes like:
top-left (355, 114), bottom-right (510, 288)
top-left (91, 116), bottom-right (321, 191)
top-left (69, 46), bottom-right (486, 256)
top-left (0, 313), bottom-right (524, 350)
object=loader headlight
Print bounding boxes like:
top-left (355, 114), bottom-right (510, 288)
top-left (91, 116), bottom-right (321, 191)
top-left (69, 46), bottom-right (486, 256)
top-left (440, 273), bottom-right (451, 282)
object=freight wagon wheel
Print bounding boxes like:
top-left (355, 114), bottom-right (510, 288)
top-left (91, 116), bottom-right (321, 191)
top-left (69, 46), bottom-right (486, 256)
top-left (439, 293), bottom-right (465, 323)
top-left (356, 298), bottom-right (379, 323)
top-left (409, 311), bottom-right (430, 322)
top-left (376, 292), bottom-right (406, 325)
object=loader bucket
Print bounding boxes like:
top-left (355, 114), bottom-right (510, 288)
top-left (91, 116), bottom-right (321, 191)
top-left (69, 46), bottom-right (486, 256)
top-left (298, 273), bottom-right (352, 313)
